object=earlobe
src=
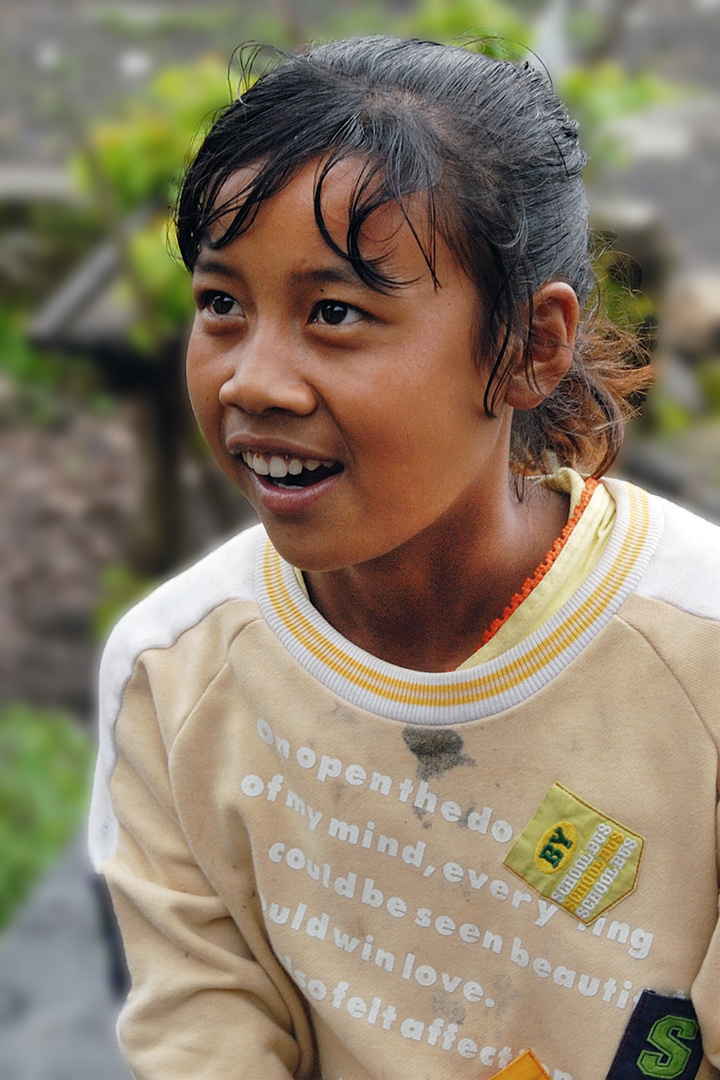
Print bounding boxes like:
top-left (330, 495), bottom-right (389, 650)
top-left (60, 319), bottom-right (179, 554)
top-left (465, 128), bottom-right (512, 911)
top-left (504, 282), bottom-right (580, 410)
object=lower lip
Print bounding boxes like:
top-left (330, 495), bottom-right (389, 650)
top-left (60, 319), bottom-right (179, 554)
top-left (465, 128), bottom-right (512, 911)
top-left (245, 467), bottom-right (343, 515)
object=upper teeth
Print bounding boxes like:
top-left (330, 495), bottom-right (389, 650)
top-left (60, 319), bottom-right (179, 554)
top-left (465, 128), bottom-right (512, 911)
top-left (241, 451), bottom-right (332, 479)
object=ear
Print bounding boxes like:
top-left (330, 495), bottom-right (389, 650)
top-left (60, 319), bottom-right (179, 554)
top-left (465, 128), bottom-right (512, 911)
top-left (504, 282), bottom-right (579, 410)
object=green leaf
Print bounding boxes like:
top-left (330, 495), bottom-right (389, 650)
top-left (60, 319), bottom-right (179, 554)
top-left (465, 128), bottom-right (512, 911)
top-left (0, 703), bottom-right (93, 930)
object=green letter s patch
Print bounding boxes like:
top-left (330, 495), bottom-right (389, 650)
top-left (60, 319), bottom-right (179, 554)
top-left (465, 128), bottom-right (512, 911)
top-left (637, 1016), bottom-right (700, 1079)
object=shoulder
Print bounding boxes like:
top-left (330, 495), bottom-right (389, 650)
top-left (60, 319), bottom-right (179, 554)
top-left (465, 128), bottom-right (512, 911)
top-left (604, 481), bottom-right (720, 740)
top-left (607, 480), bottom-right (720, 622)
top-left (99, 523), bottom-right (267, 710)
top-left (91, 523), bottom-right (268, 870)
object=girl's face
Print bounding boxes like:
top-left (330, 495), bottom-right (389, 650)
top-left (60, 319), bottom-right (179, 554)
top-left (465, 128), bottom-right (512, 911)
top-left (186, 159), bottom-right (513, 572)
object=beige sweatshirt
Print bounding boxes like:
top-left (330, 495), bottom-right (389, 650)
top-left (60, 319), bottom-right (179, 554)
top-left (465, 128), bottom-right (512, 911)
top-left (90, 479), bottom-right (720, 1080)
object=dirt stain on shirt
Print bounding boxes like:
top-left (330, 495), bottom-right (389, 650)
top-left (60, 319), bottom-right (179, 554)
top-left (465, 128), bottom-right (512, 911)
top-left (402, 727), bottom-right (474, 780)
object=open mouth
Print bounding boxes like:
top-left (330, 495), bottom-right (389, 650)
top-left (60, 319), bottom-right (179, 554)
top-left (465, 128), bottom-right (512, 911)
top-left (241, 451), bottom-right (343, 489)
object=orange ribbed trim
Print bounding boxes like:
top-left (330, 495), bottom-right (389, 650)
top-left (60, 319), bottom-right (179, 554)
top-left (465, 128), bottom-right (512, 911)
top-left (480, 478), bottom-right (600, 648)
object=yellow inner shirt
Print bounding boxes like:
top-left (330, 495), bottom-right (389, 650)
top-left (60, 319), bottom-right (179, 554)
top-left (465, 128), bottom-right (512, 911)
top-left (458, 469), bottom-right (616, 668)
top-left (293, 468), bottom-right (616, 670)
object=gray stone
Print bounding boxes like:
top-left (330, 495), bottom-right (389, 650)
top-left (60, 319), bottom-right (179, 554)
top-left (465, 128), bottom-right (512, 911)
top-left (0, 835), bottom-right (132, 1080)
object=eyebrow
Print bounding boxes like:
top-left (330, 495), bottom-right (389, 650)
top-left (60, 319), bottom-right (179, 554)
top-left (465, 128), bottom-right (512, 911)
top-left (192, 253), bottom-right (243, 279)
top-left (193, 252), bottom-right (369, 291)
top-left (290, 266), bottom-right (365, 289)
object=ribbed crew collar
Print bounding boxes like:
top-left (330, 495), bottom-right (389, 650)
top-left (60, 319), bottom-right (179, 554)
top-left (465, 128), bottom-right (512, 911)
top-left (256, 480), bottom-right (664, 725)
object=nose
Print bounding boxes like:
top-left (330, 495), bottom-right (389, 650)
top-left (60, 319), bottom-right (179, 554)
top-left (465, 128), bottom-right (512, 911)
top-left (218, 326), bottom-right (317, 417)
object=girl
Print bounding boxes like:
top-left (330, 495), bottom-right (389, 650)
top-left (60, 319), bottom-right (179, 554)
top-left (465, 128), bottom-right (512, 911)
top-left (90, 36), bottom-right (720, 1080)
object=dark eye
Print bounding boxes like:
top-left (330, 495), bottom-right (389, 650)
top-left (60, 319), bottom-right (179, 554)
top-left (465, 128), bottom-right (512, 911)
top-left (312, 300), bottom-right (361, 326)
top-left (207, 292), bottom-right (239, 316)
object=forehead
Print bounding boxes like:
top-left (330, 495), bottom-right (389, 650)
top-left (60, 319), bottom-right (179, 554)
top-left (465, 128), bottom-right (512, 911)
top-left (212, 157), bottom-right (358, 230)
top-left (206, 156), bottom-right (437, 279)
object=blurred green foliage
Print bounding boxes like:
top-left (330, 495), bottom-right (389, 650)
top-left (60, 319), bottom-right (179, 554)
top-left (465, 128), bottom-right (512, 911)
top-left (593, 246), bottom-right (657, 339)
top-left (696, 358), bottom-right (720, 415)
top-left (0, 310), bottom-right (102, 425)
top-left (0, 199), bottom-right (104, 406)
top-left (92, 563), bottom-right (155, 642)
top-left (0, 703), bottom-right (93, 930)
top-left (561, 62), bottom-right (677, 169)
top-left (71, 53), bottom-right (237, 356)
top-left (94, 3), bottom-right (237, 37)
top-left (0, 310), bottom-right (59, 387)
top-left (398, 0), bottom-right (531, 47)
top-left (645, 387), bottom-right (693, 435)
top-left (69, 1), bottom-right (674, 360)
top-left (73, 56), bottom-right (235, 213)
top-left (119, 215), bottom-right (194, 352)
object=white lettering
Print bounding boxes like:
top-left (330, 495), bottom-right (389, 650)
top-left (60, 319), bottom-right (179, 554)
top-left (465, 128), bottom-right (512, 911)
top-left (345, 764), bottom-right (366, 786)
top-left (463, 981), bottom-right (484, 1003)
top-left (296, 746), bottom-right (316, 768)
top-left (536, 900), bottom-right (558, 927)
top-left (318, 755), bottom-right (342, 782)
top-left (240, 774), bottom-right (264, 797)
top-left (307, 979), bottom-right (326, 1001)
top-left (441, 800), bottom-right (462, 823)
top-left (256, 718), bottom-right (274, 745)
top-left (458, 1037), bottom-right (478, 1059)
top-left (347, 996), bottom-right (367, 1019)
top-left (490, 879), bottom-right (508, 901)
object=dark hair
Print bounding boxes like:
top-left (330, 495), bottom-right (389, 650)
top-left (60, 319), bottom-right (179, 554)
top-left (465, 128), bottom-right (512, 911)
top-left (176, 35), bottom-right (650, 477)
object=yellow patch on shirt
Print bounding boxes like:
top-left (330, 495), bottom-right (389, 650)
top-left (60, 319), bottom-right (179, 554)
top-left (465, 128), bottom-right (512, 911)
top-left (504, 783), bottom-right (644, 923)
top-left (492, 1050), bottom-right (551, 1078)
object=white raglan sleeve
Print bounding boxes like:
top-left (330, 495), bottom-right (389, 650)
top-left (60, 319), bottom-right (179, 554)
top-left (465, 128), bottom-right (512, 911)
top-left (89, 604), bottom-right (318, 1080)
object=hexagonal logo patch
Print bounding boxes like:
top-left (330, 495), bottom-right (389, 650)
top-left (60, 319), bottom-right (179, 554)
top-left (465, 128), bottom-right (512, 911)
top-left (504, 782), bottom-right (644, 923)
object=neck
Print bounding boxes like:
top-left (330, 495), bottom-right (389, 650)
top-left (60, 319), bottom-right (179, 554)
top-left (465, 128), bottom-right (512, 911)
top-left (304, 477), bottom-right (569, 672)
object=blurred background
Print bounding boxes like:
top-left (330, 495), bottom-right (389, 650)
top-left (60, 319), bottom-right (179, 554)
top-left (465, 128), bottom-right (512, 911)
top-left (0, 0), bottom-right (719, 1076)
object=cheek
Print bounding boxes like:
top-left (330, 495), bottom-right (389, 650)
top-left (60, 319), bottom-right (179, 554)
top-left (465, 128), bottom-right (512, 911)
top-left (185, 359), bottom-right (205, 418)
top-left (186, 335), bottom-right (218, 417)
top-left (186, 379), bottom-right (221, 454)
